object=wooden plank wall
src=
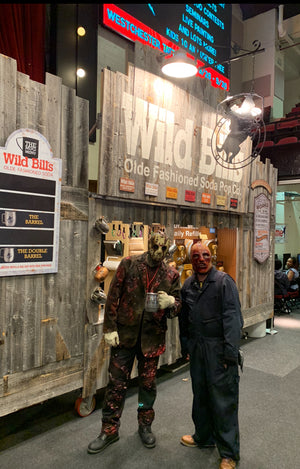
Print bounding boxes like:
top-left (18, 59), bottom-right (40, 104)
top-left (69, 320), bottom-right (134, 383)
top-left (0, 53), bottom-right (278, 412)
top-left (84, 60), bottom-right (277, 395)
top-left (98, 66), bottom-right (251, 212)
top-left (83, 191), bottom-right (257, 397)
top-left (84, 152), bottom-right (277, 394)
top-left (84, 196), bottom-right (233, 397)
top-left (0, 54), bottom-right (89, 416)
top-left (238, 158), bottom-right (278, 327)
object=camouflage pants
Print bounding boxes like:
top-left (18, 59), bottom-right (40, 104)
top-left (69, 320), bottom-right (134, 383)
top-left (101, 344), bottom-right (159, 435)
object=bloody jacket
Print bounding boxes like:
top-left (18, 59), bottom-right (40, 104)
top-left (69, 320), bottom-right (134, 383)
top-left (103, 253), bottom-right (181, 357)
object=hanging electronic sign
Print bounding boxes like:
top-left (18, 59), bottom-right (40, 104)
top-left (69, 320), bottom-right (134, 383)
top-left (103, 3), bottom-right (231, 91)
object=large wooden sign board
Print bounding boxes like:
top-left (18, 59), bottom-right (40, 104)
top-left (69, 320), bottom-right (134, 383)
top-left (0, 129), bottom-right (61, 277)
top-left (253, 193), bottom-right (270, 263)
top-left (98, 66), bottom-right (252, 213)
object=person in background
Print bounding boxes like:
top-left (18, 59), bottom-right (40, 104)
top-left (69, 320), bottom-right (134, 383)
top-left (179, 242), bottom-right (243, 469)
top-left (285, 257), bottom-right (299, 292)
top-left (270, 259), bottom-right (291, 324)
top-left (87, 231), bottom-right (181, 454)
top-left (274, 259), bottom-right (290, 296)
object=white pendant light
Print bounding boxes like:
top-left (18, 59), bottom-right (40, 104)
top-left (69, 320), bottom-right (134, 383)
top-left (231, 95), bottom-right (262, 117)
top-left (220, 93), bottom-right (263, 119)
top-left (161, 50), bottom-right (198, 78)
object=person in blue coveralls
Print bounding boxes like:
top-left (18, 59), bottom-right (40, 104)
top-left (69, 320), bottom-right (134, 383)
top-left (179, 242), bottom-right (243, 469)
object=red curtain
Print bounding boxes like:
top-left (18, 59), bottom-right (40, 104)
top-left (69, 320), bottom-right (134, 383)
top-left (0, 4), bottom-right (45, 83)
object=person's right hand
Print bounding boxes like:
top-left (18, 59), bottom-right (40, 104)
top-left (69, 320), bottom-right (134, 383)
top-left (104, 331), bottom-right (120, 347)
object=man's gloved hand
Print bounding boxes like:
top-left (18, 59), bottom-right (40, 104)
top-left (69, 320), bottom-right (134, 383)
top-left (104, 331), bottom-right (120, 347)
top-left (157, 291), bottom-right (175, 309)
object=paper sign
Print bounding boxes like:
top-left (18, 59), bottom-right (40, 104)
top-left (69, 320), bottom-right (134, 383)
top-left (120, 177), bottom-right (135, 192)
top-left (145, 182), bottom-right (158, 196)
top-left (201, 193), bottom-right (211, 204)
top-left (185, 190), bottom-right (196, 202)
top-left (216, 195), bottom-right (226, 206)
top-left (166, 186), bottom-right (178, 199)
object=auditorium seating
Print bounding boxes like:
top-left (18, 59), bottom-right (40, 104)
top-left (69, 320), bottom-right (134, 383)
top-left (276, 136), bottom-right (298, 145)
top-left (258, 103), bottom-right (300, 149)
top-left (277, 119), bottom-right (300, 130)
top-left (256, 140), bottom-right (274, 149)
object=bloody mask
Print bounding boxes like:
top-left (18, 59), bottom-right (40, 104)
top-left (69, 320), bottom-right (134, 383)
top-left (148, 232), bottom-right (170, 265)
top-left (191, 243), bottom-right (212, 274)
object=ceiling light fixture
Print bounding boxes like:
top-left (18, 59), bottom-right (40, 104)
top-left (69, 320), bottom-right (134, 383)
top-left (77, 26), bottom-right (86, 37)
top-left (211, 92), bottom-right (265, 170)
top-left (228, 94), bottom-right (262, 118)
top-left (76, 68), bottom-right (86, 78)
top-left (161, 50), bottom-right (198, 78)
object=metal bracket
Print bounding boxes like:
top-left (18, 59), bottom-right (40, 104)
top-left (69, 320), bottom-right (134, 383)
top-left (89, 112), bottom-right (102, 137)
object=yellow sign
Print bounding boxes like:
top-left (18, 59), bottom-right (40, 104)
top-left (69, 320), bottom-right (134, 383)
top-left (216, 195), bottom-right (226, 206)
top-left (166, 186), bottom-right (178, 199)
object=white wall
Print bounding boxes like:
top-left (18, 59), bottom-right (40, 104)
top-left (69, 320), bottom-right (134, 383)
top-left (242, 9), bottom-right (277, 110)
top-left (284, 76), bottom-right (300, 115)
top-left (275, 182), bottom-right (300, 266)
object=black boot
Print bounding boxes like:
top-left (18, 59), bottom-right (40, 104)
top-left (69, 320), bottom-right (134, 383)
top-left (87, 432), bottom-right (119, 454)
top-left (138, 425), bottom-right (156, 448)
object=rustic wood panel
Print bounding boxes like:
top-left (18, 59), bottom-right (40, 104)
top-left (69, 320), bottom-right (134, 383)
top-left (217, 228), bottom-right (237, 281)
top-left (0, 52), bottom-right (278, 416)
top-left (0, 54), bottom-right (17, 147)
top-left (98, 66), bottom-right (252, 213)
top-left (45, 72), bottom-right (62, 160)
top-left (28, 79), bottom-right (47, 135)
top-left (16, 72), bottom-right (30, 129)
top-left (60, 85), bottom-right (76, 187)
top-left (0, 55), bottom-right (22, 377)
top-left (0, 358), bottom-right (83, 417)
top-left (237, 156), bottom-right (277, 327)
top-left (74, 96), bottom-right (89, 189)
top-left (82, 326), bottom-right (110, 399)
top-left (0, 53), bottom-right (89, 417)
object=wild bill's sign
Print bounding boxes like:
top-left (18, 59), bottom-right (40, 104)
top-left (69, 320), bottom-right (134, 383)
top-left (253, 193), bottom-right (270, 263)
top-left (0, 129), bottom-right (62, 277)
top-left (99, 66), bottom-right (251, 212)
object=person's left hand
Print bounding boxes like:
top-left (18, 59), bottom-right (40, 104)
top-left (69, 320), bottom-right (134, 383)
top-left (157, 291), bottom-right (175, 309)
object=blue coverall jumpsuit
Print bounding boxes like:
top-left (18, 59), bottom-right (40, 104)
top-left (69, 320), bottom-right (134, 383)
top-left (179, 267), bottom-right (243, 461)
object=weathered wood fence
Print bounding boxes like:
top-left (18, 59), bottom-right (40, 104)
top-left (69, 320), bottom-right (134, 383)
top-left (0, 53), bottom-right (90, 416)
top-left (0, 53), bottom-right (278, 417)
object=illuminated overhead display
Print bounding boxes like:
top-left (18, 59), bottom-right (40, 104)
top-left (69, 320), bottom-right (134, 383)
top-left (103, 3), bottom-right (231, 90)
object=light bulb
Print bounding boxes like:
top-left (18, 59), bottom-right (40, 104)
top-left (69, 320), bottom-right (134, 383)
top-left (231, 96), bottom-right (262, 117)
top-left (77, 68), bottom-right (86, 78)
top-left (77, 26), bottom-right (86, 37)
top-left (161, 62), bottom-right (198, 78)
top-left (161, 51), bottom-right (198, 78)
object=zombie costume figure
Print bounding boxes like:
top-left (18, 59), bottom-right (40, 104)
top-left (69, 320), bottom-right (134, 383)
top-left (88, 232), bottom-right (181, 454)
top-left (179, 243), bottom-right (243, 469)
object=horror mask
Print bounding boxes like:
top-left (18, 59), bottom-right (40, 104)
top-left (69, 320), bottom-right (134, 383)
top-left (148, 232), bottom-right (170, 266)
top-left (191, 243), bottom-right (212, 275)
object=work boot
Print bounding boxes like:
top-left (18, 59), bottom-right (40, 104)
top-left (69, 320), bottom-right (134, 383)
top-left (138, 425), bottom-right (156, 448)
top-left (219, 458), bottom-right (236, 469)
top-left (87, 432), bottom-right (119, 454)
top-left (180, 434), bottom-right (216, 448)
